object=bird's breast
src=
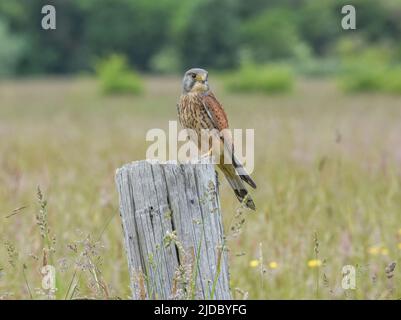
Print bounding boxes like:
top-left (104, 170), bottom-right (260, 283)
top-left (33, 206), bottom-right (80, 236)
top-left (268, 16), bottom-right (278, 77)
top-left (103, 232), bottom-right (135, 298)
top-left (178, 93), bottom-right (212, 132)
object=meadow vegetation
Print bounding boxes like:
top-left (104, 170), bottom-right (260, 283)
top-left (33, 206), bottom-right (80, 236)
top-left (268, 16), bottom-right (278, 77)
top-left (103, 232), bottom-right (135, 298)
top-left (1, 76), bottom-right (400, 299)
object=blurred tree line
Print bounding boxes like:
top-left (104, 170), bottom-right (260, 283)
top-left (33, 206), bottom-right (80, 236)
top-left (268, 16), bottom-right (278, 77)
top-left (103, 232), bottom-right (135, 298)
top-left (0, 0), bottom-right (400, 76)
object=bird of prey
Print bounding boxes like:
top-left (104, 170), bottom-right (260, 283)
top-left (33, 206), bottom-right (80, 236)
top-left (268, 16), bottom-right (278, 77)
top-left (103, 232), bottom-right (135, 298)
top-left (177, 68), bottom-right (256, 210)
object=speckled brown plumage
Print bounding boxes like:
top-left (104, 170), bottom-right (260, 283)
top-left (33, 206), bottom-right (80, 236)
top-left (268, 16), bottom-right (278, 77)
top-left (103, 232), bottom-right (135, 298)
top-left (178, 92), bottom-right (227, 136)
top-left (178, 68), bottom-right (256, 210)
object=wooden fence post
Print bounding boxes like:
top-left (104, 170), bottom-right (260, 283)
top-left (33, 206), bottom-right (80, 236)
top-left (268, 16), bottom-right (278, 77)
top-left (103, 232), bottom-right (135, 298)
top-left (115, 160), bottom-right (231, 300)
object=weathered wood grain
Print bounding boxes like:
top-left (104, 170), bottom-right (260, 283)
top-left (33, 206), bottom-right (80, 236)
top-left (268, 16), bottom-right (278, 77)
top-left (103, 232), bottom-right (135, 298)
top-left (115, 160), bottom-right (231, 300)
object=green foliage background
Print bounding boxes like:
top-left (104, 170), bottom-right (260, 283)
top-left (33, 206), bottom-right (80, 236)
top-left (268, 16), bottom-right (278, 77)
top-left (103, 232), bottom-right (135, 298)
top-left (1, 0), bottom-right (400, 76)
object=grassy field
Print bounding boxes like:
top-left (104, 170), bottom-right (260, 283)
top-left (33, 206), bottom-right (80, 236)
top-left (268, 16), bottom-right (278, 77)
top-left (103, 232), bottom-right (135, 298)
top-left (0, 76), bottom-right (401, 299)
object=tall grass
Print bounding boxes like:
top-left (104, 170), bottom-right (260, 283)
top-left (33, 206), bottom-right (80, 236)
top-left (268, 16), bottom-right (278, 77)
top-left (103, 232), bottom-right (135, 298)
top-left (1, 77), bottom-right (401, 299)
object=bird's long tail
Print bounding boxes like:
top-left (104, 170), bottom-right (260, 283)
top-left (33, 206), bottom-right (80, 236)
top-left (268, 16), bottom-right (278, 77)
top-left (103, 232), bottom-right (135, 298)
top-left (218, 163), bottom-right (256, 210)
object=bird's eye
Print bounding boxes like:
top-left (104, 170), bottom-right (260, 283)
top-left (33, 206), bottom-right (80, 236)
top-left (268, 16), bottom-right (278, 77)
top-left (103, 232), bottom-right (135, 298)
top-left (191, 73), bottom-right (196, 79)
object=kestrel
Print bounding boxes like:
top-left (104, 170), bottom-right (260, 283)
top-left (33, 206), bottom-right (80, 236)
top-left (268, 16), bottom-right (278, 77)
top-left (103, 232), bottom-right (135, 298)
top-left (177, 68), bottom-right (256, 210)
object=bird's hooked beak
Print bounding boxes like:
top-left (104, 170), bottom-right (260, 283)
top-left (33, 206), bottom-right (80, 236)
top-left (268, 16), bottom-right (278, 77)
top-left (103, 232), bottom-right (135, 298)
top-left (195, 73), bottom-right (208, 84)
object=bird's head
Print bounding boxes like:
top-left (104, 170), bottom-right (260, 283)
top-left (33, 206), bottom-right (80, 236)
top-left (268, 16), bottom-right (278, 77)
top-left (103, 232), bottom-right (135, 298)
top-left (182, 68), bottom-right (209, 94)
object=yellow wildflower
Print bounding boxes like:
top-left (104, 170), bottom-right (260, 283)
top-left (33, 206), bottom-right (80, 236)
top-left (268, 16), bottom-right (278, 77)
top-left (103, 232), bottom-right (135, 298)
top-left (307, 259), bottom-right (322, 268)
top-left (398, 243), bottom-right (401, 250)
top-left (368, 246), bottom-right (380, 255)
top-left (249, 259), bottom-right (260, 268)
top-left (269, 261), bottom-right (278, 269)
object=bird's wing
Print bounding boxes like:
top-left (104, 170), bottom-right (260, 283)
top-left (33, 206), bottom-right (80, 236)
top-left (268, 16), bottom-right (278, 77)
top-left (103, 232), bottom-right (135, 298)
top-left (201, 92), bottom-right (229, 131)
top-left (201, 92), bottom-right (256, 189)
